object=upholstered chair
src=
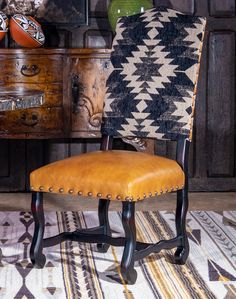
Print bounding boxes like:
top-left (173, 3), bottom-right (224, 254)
top-left (29, 7), bottom-right (206, 285)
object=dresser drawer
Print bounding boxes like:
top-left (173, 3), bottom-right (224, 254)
top-left (0, 56), bottom-right (63, 83)
top-left (0, 107), bottom-right (63, 133)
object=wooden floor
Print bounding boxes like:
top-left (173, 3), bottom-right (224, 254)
top-left (0, 192), bottom-right (235, 211)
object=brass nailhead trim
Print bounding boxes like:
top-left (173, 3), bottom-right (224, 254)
top-left (39, 186), bottom-right (44, 191)
top-left (50, 186), bottom-right (184, 199)
top-left (30, 186), bottom-right (34, 191)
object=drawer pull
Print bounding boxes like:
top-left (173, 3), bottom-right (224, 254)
top-left (103, 60), bottom-right (110, 69)
top-left (72, 74), bottom-right (80, 113)
top-left (21, 64), bottom-right (41, 77)
top-left (20, 112), bottom-right (39, 126)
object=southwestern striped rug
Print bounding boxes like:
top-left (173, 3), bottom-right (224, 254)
top-left (0, 211), bottom-right (235, 299)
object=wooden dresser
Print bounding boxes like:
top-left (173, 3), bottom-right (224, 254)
top-left (0, 48), bottom-right (111, 139)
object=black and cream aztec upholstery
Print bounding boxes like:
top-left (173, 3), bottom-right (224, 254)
top-left (102, 7), bottom-right (206, 141)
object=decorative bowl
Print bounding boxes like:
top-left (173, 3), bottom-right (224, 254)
top-left (0, 11), bottom-right (9, 41)
top-left (10, 14), bottom-right (45, 48)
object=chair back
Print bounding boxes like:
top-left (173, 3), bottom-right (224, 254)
top-left (102, 7), bottom-right (206, 141)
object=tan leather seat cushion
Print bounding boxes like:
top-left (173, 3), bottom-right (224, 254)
top-left (30, 150), bottom-right (185, 201)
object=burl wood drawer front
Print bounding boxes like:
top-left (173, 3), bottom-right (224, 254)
top-left (71, 58), bottom-right (109, 134)
top-left (0, 107), bottom-right (63, 133)
top-left (2, 83), bottom-right (63, 107)
top-left (0, 56), bottom-right (63, 83)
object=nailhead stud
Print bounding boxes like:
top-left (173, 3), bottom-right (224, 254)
top-left (149, 192), bottom-right (152, 197)
top-left (30, 186), bottom-right (34, 191)
top-left (125, 196), bottom-right (130, 201)
top-left (143, 194), bottom-right (146, 199)
top-left (88, 192), bottom-right (92, 197)
top-left (39, 186), bottom-right (44, 191)
top-left (116, 195), bottom-right (121, 200)
top-left (68, 189), bottom-right (74, 194)
top-left (59, 188), bottom-right (64, 193)
top-left (107, 194), bottom-right (112, 199)
top-left (160, 189), bottom-right (163, 194)
top-left (97, 193), bottom-right (102, 198)
top-left (49, 187), bottom-right (53, 192)
top-left (78, 191), bottom-right (83, 196)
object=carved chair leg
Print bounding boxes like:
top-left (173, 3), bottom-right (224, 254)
top-left (120, 201), bottom-right (137, 284)
top-left (97, 199), bottom-right (111, 252)
top-left (174, 188), bottom-right (189, 264)
top-left (30, 192), bottom-right (46, 268)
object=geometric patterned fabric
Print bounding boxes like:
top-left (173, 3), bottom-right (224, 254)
top-left (0, 210), bottom-right (235, 298)
top-left (102, 7), bottom-right (206, 141)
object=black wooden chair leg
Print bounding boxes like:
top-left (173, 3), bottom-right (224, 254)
top-left (97, 199), bottom-right (111, 253)
top-left (174, 188), bottom-right (189, 264)
top-left (30, 191), bottom-right (46, 268)
top-left (120, 201), bottom-right (137, 284)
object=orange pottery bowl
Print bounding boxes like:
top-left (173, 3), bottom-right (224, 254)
top-left (0, 11), bottom-right (9, 41)
top-left (10, 14), bottom-right (45, 47)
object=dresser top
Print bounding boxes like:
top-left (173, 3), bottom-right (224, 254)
top-left (0, 48), bottom-right (111, 55)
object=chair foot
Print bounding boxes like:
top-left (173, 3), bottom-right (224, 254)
top-left (120, 201), bottom-right (137, 284)
top-left (174, 241), bottom-right (189, 265)
top-left (121, 266), bottom-right (137, 285)
top-left (30, 192), bottom-right (46, 268)
top-left (97, 199), bottom-right (111, 253)
top-left (31, 253), bottom-right (46, 269)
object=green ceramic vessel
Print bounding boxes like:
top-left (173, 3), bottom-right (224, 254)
top-left (108, 0), bottom-right (153, 31)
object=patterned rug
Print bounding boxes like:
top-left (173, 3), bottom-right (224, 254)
top-left (0, 211), bottom-right (235, 299)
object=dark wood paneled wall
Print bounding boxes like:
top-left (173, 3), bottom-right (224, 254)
top-left (1, 0), bottom-right (236, 192)
top-left (207, 32), bottom-right (235, 178)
